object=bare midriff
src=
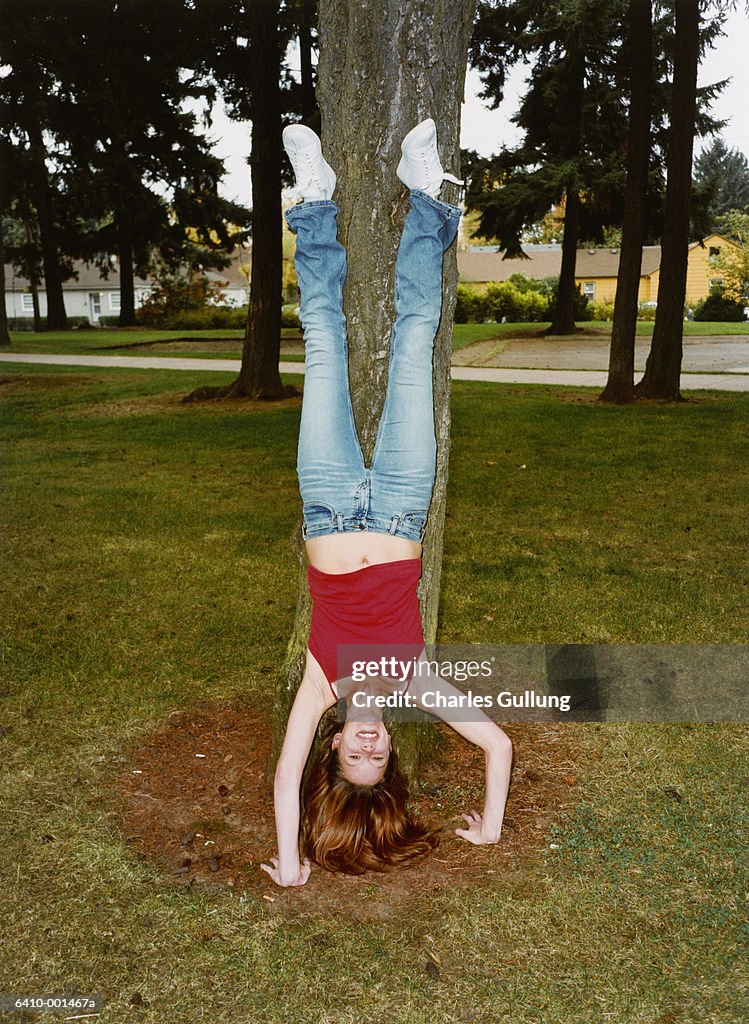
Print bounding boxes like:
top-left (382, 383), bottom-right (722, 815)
top-left (305, 532), bottom-right (421, 575)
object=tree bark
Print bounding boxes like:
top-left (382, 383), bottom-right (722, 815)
top-left (28, 115), bottom-right (68, 331)
top-left (234, 0), bottom-right (285, 399)
top-left (635, 0), bottom-right (700, 401)
top-left (297, 0), bottom-right (318, 126)
top-left (547, 188), bottom-right (582, 335)
top-left (116, 214), bottom-right (137, 327)
top-left (601, 0), bottom-right (652, 404)
top-left (546, 48), bottom-right (585, 336)
top-left (273, 0), bottom-right (477, 784)
top-left (0, 225), bottom-right (11, 346)
top-left (185, 0), bottom-right (285, 402)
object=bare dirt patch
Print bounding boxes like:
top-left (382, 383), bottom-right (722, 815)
top-left (80, 391), bottom-right (302, 418)
top-left (116, 700), bottom-right (588, 920)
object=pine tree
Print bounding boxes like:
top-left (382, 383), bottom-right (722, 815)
top-left (600, 0), bottom-right (653, 404)
top-left (694, 137), bottom-right (749, 233)
top-left (466, 0), bottom-right (630, 335)
top-left (635, 0), bottom-right (701, 401)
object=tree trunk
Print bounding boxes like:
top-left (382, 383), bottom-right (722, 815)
top-left (31, 283), bottom-right (41, 333)
top-left (635, 0), bottom-right (700, 401)
top-left (117, 215), bottom-right (137, 327)
top-left (546, 48), bottom-right (585, 337)
top-left (547, 188), bottom-right (582, 335)
top-left (28, 116), bottom-right (68, 331)
top-left (0, 226), bottom-right (11, 347)
top-left (23, 219), bottom-right (43, 333)
top-left (273, 0), bottom-right (477, 784)
top-left (601, 0), bottom-right (652, 404)
top-left (234, 0), bottom-right (285, 399)
top-left (185, 0), bottom-right (285, 403)
top-left (297, 0), bottom-right (318, 127)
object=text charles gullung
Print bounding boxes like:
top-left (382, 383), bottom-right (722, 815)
top-left (349, 657), bottom-right (572, 712)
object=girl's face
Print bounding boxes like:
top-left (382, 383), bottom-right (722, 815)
top-left (332, 720), bottom-right (392, 785)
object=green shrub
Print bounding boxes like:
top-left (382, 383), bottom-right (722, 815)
top-left (637, 302), bottom-right (657, 321)
top-left (535, 276), bottom-right (590, 321)
top-left (281, 307), bottom-right (301, 328)
top-left (135, 271), bottom-right (231, 327)
top-left (484, 281), bottom-right (522, 321)
top-left (455, 284), bottom-right (489, 323)
top-left (7, 316), bottom-right (91, 331)
top-left (693, 290), bottom-right (746, 322)
top-left (136, 306), bottom-right (247, 330)
top-left (519, 289), bottom-right (551, 321)
top-left (591, 301), bottom-right (615, 321)
top-left (483, 281), bottom-right (551, 322)
top-left (506, 273), bottom-right (540, 294)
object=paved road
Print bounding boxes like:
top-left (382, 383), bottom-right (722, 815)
top-left (452, 332), bottom-right (749, 375)
top-left (1, 351), bottom-right (748, 391)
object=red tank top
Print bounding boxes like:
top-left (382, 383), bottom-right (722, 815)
top-left (308, 558), bottom-right (425, 697)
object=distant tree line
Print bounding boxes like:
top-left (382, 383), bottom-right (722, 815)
top-left (2, 0), bottom-right (746, 403)
top-left (0, 0), bottom-right (318, 400)
top-left (465, 0), bottom-right (745, 402)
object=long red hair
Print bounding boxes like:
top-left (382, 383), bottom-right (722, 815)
top-left (301, 718), bottom-right (440, 874)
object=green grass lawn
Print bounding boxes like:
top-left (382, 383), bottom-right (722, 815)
top-left (6, 323), bottom-right (508, 358)
top-left (1, 364), bottom-right (747, 1023)
top-left (6, 319), bottom-right (748, 360)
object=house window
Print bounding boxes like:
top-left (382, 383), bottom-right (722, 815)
top-left (583, 281), bottom-right (596, 299)
top-left (710, 277), bottom-right (724, 291)
top-left (21, 293), bottom-right (34, 312)
top-left (709, 246), bottom-right (721, 257)
top-left (109, 292), bottom-right (121, 311)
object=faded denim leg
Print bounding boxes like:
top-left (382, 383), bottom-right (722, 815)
top-left (285, 200), bottom-right (367, 532)
top-left (368, 190), bottom-right (461, 536)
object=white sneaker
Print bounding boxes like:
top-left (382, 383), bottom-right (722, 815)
top-left (282, 124), bottom-right (336, 201)
top-left (396, 118), bottom-right (464, 199)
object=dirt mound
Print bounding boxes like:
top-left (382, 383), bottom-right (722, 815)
top-left (116, 701), bottom-right (585, 920)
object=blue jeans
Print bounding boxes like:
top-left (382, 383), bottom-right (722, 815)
top-left (285, 189), bottom-right (461, 543)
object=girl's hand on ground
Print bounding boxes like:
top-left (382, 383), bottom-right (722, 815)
top-left (455, 811), bottom-right (499, 845)
top-left (260, 856), bottom-right (312, 887)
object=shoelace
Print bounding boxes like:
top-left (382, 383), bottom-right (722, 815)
top-left (299, 150), bottom-right (323, 189)
top-left (417, 148), bottom-right (464, 188)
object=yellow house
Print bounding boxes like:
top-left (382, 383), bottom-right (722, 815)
top-left (649, 234), bottom-right (739, 305)
top-left (457, 233), bottom-right (741, 306)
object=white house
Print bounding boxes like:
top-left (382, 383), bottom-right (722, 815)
top-left (4, 247), bottom-right (252, 325)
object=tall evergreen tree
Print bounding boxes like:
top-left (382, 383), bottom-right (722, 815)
top-left (0, 2), bottom-right (80, 329)
top-left (466, 0), bottom-right (630, 335)
top-left (185, 0), bottom-right (318, 401)
top-left (1, 1), bottom-right (250, 329)
top-left (635, 0), bottom-right (701, 401)
top-left (693, 137), bottom-right (749, 233)
top-left (601, 0), bottom-right (653, 404)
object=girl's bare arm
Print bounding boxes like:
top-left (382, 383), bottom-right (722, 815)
top-left (261, 666), bottom-right (336, 886)
top-left (408, 661), bottom-right (513, 844)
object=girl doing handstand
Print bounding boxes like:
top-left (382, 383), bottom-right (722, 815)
top-left (261, 119), bottom-right (513, 887)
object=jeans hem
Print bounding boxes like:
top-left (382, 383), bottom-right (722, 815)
top-left (409, 189), bottom-right (462, 219)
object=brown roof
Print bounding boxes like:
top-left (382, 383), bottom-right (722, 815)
top-left (458, 245), bottom-right (663, 283)
top-left (4, 260), bottom-right (151, 292)
top-left (3, 244), bottom-right (252, 292)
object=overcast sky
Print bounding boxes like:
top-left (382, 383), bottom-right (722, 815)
top-left (210, 8), bottom-right (749, 205)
